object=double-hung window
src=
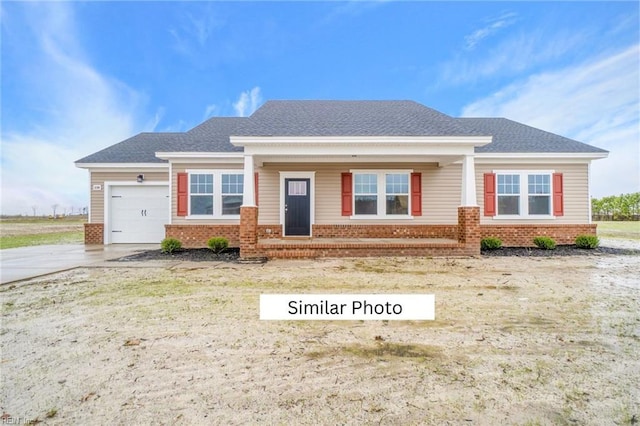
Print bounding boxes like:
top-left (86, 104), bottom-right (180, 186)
top-left (352, 171), bottom-right (412, 218)
top-left (495, 171), bottom-right (553, 217)
top-left (385, 174), bottom-right (409, 215)
top-left (188, 170), bottom-right (243, 218)
top-left (354, 174), bottom-right (378, 215)
top-left (497, 174), bottom-right (520, 215)
top-left (527, 174), bottom-right (551, 215)
top-left (221, 174), bottom-right (244, 215)
top-left (190, 174), bottom-right (214, 215)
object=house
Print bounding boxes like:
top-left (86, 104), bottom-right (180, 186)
top-left (75, 100), bottom-right (608, 258)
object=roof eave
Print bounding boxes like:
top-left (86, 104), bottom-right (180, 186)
top-left (75, 162), bottom-right (169, 170)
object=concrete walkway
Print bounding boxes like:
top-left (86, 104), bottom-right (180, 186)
top-left (0, 244), bottom-right (158, 284)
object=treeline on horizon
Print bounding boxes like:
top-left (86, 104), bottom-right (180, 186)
top-left (591, 192), bottom-right (640, 221)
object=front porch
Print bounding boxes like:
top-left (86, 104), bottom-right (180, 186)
top-left (240, 206), bottom-right (481, 259)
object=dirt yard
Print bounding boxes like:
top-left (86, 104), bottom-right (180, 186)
top-left (1, 253), bottom-right (639, 425)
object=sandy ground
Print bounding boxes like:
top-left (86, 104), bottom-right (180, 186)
top-left (1, 253), bottom-right (639, 425)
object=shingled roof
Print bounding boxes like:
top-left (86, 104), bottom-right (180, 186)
top-left (239, 100), bottom-right (484, 137)
top-left (459, 117), bottom-right (608, 154)
top-left (75, 100), bottom-right (607, 164)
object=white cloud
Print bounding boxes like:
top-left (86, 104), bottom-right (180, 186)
top-left (203, 104), bottom-right (219, 120)
top-left (464, 11), bottom-right (518, 50)
top-left (440, 27), bottom-right (587, 86)
top-left (0, 3), bottom-right (148, 216)
top-left (233, 87), bottom-right (263, 117)
top-left (462, 44), bottom-right (640, 198)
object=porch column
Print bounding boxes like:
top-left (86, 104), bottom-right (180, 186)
top-left (460, 154), bottom-right (477, 206)
top-left (242, 155), bottom-right (256, 207)
top-left (240, 154), bottom-right (260, 259)
top-left (458, 154), bottom-right (480, 254)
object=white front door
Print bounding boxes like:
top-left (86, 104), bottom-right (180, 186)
top-left (110, 185), bottom-right (169, 243)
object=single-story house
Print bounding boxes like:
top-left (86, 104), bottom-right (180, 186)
top-left (75, 100), bottom-right (608, 258)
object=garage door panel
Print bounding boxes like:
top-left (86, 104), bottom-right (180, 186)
top-left (110, 186), bottom-right (169, 244)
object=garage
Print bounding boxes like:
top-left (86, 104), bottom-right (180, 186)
top-left (109, 185), bottom-right (169, 243)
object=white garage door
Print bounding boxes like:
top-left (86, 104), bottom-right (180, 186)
top-left (110, 185), bottom-right (169, 243)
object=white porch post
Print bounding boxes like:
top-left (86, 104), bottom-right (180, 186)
top-left (242, 155), bottom-right (256, 207)
top-left (460, 154), bottom-right (478, 206)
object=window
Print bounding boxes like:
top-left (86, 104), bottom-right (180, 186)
top-left (497, 174), bottom-right (520, 215)
top-left (495, 171), bottom-right (554, 217)
top-left (354, 174), bottom-right (377, 215)
top-left (528, 174), bottom-right (550, 215)
top-left (190, 174), bottom-right (213, 215)
top-left (385, 174), bottom-right (409, 215)
top-left (352, 171), bottom-right (411, 217)
top-left (221, 174), bottom-right (243, 215)
top-left (188, 171), bottom-right (243, 217)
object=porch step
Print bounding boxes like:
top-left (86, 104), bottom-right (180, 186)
top-left (256, 238), bottom-right (474, 258)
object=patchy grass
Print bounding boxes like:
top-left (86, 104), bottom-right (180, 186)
top-left (0, 231), bottom-right (84, 249)
top-left (596, 221), bottom-right (640, 240)
top-left (0, 217), bottom-right (85, 249)
top-left (308, 342), bottom-right (443, 360)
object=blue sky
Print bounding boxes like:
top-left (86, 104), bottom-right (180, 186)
top-left (1, 1), bottom-right (638, 216)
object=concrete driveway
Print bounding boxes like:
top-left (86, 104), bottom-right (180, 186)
top-left (0, 244), bottom-right (158, 284)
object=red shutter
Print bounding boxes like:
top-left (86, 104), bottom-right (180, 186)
top-left (484, 173), bottom-right (496, 217)
top-left (254, 172), bottom-right (259, 206)
top-left (341, 173), bottom-right (353, 216)
top-left (411, 172), bottom-right (422, 216)
top-left (177, 172), bottom-right (188, 217)
top-left (553, 173), bottom-right (564, 216)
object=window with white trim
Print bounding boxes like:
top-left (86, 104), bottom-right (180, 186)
top-left (221, 174), bottom-right (244, 215)
top-left (188, 171), bottom-right (243, 217)
top-left (385, 174), bottom-right (409, 215)
top-left (354, 173), bottom-right (377, 215)
top-left (496, 171), bottom-right (553, 217)
top-left (190, 174), bottom-right (214, 215)
top-left (352, 171), bottom-right (411, 217)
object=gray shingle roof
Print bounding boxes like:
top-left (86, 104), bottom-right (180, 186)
top-left (75, 101), bottom-right (607, 164)
top-left (459, 118), bottom-right (608, 154)
top-left (240, 100), bottom-right (485, 137)
top-left (75, 133), bottom-right (179, 163)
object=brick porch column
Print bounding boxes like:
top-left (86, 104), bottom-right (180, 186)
top-left (240, 206), bottom-right (259, 258)
top-left (458, 206), bottom-right (480, 255)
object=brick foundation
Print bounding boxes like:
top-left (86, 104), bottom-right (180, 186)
top-left (84, 223), bottom-right (104, 244)
top-left (165, 225), bottom-right (240, 248)
top-left (257, 225), bottom-right (284, 239)
top-left (480, 224), bottom-right (597, 247)
top-left (240, 207), bottom-right (260, 258)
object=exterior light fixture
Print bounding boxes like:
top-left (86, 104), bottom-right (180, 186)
top-left (137, 174), bottom-right (144, 183)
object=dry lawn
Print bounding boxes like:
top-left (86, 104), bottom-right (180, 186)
top-left (1, 254), bottom-right (639, 425)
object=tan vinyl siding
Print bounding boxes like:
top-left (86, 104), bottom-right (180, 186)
top-left (171, 163), bottom-right (243, 225)
top-left (475, 163), bottom-right (590, 224)
top-left (90, 170), bottom-right (169, 223)
top-left (258, 163), bottom-right (462, 225)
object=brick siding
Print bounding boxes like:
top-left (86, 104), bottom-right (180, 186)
top-left (480, 224), bottom-right (597, 247)
top-left (312, 224), bottom-right (458, 239)
top-left (84, 223), bottom-right (104, 244)
top-left (165, 225), bottom-right (240, 248)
